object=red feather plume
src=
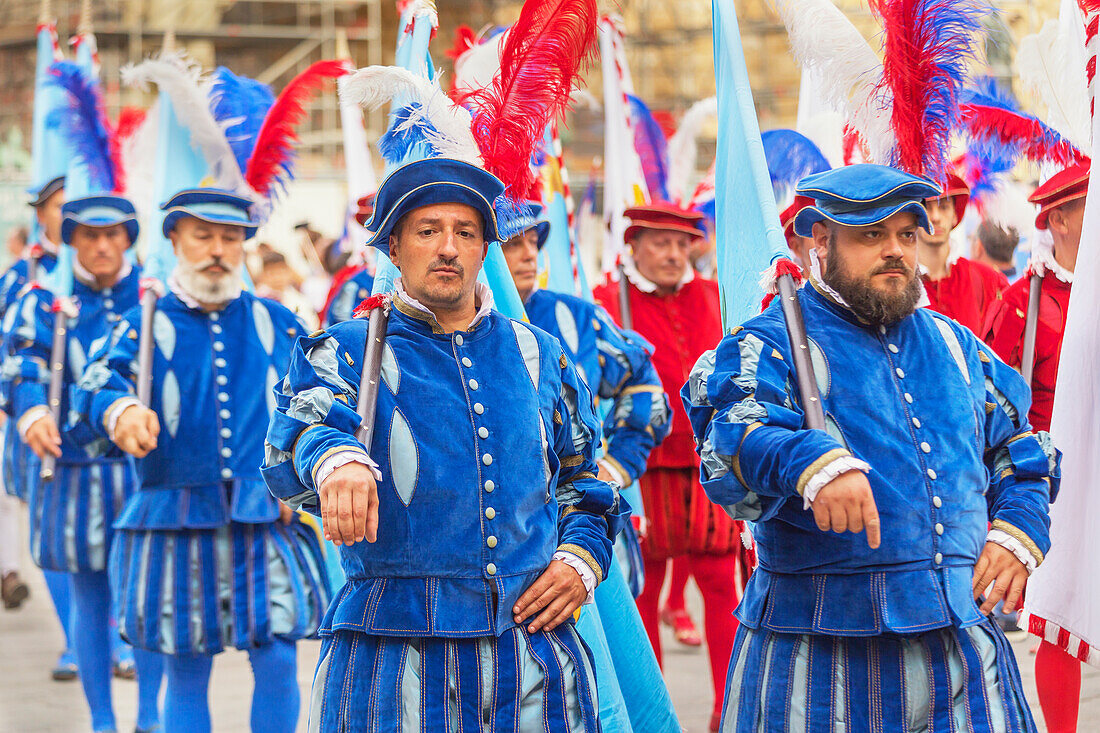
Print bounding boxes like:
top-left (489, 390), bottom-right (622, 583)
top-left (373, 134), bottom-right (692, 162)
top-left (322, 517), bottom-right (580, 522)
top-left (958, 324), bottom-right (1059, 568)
top-left (245, 59), bottom-right (354, 197)
top-left (958, 103), bottom-right (1088, 168)
top-left (454, 0), bottom-right (599, 201)
top-left (115, 107), bottom-right (147, 142)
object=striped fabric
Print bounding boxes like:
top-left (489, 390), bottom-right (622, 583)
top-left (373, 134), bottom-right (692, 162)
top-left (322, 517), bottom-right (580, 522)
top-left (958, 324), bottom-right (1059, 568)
top-left (28, 458), bottom-right (135, 573)
top-left (110, 518), bottom-right (331, 655)
top-left (308, 624), bottom-right (600, 733)
top-left (2, 422), bottom-right (39, 500)
top-left (720, 619), bottom-right (1037, 733)
top-left (638, 467), bottom-right (743, 560)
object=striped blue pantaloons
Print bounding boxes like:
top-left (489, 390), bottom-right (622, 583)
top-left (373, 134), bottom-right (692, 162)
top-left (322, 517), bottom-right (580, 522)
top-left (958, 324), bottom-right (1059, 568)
top-left (308, 623), bottom-right (601, 732)
top-left (28, 459), bottom-right (134, 573)
top-left (720, 618), bottom-right (1037, 732)
top-left (110, 518), bottom-right (332, 656)
top-left (2, 422), bottom-right (39, 500)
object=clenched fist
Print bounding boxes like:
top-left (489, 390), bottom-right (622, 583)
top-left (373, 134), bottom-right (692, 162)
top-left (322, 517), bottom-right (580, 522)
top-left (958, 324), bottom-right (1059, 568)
top-left (318, 462), bottom-right (379, 546)
top-left (113, 405), bottom-right (160, 458)
top-left (24, 413), bottom-right (62, 459)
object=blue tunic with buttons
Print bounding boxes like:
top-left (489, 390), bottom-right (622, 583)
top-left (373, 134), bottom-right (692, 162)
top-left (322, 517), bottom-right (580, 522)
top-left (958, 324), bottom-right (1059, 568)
top-left (70, 290), bottom-right (331, 655)
top-left (684, 281), bottom-right (1056, 635)
top-left (263, 294), bottom-right (627, 732)
top-left (683, 281), bottom-right (1056, 731)
top-left (522, 288), bottom-right (671, 487)
top-left (0, 250), bottom-right (59, 499)
top-left (1, 269), bottom-right (139, 572)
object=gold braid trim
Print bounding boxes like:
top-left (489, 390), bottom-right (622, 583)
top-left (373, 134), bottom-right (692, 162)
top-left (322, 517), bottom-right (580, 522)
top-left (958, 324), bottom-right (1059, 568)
top-left (599, 454), bottom-right (632, 485)
top-left (991, 519), bottom-right (1045, 566)
top-left (731, 422), bottom-right (763, 489)
top-left (619, 384), bottom-right (665, 396)
top-left (557, 543), bottom-right (604, 584)
top-left (795, 448), bottom-right (852, 497)
top-left (309, 445), bottom-right (370, 489)
top-left (560, 454), bottom-right (584, 468)
top-left (1007, 431), bottom-right (1035, 445)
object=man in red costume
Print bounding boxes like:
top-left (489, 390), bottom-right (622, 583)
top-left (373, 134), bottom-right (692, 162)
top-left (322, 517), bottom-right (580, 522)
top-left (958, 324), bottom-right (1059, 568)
top-left (594, 203), bottom-right (745, 732)
top-left (983, 161), bottom-right (1088, 733)
top-left (919, 173), bottom-right (1008, 332)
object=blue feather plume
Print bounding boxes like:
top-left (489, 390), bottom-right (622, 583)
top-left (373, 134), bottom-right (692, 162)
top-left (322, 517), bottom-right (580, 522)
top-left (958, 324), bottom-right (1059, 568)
top-left (626, 94), bottom-right (670, 202)
top-left (46, 61), bottom-right (118, 192)
top-left (209, 67), bottom-right (275, 175)
top-left (378, 105), bottom-right (444, 166)
top-left (761, 129), bottom-right (831, 202)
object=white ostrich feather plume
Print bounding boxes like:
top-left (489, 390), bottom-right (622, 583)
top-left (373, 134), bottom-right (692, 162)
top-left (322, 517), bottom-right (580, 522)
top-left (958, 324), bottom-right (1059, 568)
top-left (667, 96), bottom-right (717, 205)
top-left (338, 66), bottom-right (481, 165)
top-left (121, 52), bottom-right (255, 199)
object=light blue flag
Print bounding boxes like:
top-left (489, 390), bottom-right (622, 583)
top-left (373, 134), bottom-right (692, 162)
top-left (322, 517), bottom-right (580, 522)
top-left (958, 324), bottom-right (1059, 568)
top-left (712, 0), bottom-right (788, 330)
top-left (31, 23), bottom-right (68, 210)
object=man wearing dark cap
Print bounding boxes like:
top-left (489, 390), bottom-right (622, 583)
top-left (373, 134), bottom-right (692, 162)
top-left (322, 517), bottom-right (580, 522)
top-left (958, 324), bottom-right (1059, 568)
top-left (686, 164), bottom-right (1055, 731)
top-left (593, 202), bottom-right (745, 732)
top-left (918, 173), bottom-right (1009, 333)
top-left (982, 160), bottom-right (1088, 733)
top-left (264, 158), bottom-right (625, 732)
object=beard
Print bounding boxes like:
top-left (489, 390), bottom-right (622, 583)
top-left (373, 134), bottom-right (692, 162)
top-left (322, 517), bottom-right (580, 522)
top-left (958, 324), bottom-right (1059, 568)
top-left (823, 243), bottom-right (922, 327)
top-left (175, 256), bottom-right (243, 304)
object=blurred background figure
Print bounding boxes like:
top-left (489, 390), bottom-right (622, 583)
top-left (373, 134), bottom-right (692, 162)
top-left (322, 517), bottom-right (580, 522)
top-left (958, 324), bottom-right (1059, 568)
top-left (5, 226), bottom-right (28, 263)
top-left (971, 220), bottom-right (1022, 282)
top-left (255, 249), bottom-right (319, 330)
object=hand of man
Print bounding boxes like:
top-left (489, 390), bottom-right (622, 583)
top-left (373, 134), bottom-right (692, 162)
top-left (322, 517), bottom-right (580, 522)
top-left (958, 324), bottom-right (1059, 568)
top-left (318, 461), bottom-right (378, 546)
top-left (595, 465), bottom-right (616, 484)
top-left (972, 541), bottom-right (1029, 615)
top-left (24, 413), bottom-right (62, 459)
top-left (513, 559), bottom-right (588, 633)
top-left (113, 405), bottom-right (160, 458)
top-left (810, 470), bottom-right (881, 549)
top-left (278, 501), bottom-right (296, 525)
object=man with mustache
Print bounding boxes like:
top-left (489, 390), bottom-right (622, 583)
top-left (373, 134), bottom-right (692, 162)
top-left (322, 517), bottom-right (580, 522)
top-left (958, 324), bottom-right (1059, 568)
top-left (4, 194), bottom-right (163, 732)
top-left (70, 188), bottom-right (331, 733)
top-left (684, 164), bottom-right (1056, 731)
top-left (593, 203), bottom-right (746, 732)
top-left (263, 158), bottom-right (625, 732)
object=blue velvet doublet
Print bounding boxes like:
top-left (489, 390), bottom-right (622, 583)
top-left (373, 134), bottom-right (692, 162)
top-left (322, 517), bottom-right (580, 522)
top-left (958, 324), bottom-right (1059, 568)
top-left (683, 282), bottom-right (1057, 636)
top-left (523, 288), bottom-right (671, 486)
top-left (0, 250), bottom-right (58, 499)
top-left (264, 298), bottom-right (628, 639)
top-left (2, 269), bottom-right (141, 571)
top-left (71, 289), bottom-right (331, 654)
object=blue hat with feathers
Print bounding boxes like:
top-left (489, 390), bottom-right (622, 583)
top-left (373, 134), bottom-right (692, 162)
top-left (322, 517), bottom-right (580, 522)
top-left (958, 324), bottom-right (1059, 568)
top-left (500, 201), bottom-right (551, 249)
top-left (61, 195), bottom-right (139, 246)
top-left (160, 188), bottom-right (259, 239)
top-left (364, 158), bottom-right (506, 257)
top-left (793, 164), bottom-right (941, 237)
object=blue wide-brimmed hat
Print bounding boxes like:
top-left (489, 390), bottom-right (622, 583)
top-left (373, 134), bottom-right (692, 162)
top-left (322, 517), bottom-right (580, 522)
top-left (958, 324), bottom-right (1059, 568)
top-left (364, 158), bottom-right (505, 256)
top-left (793, 164), bottom-right (941, 238)
top-left (501, 202), bottom-right (551, 249)
top-left (27, 175), bottom-right (65, 208)
top-left (160, 188), bottom-right (259, 239)
top-left (61, 195), bottom-right (139, 246)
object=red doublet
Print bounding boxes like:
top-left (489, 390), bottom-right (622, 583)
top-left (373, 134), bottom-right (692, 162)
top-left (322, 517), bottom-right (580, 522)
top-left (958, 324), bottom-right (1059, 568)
top-left (922, 256), bottom-right (1008, 335)
top-left (594, 276), bottom-right (741, 559)
top-left (983, 270), bottom-right (1070, 432)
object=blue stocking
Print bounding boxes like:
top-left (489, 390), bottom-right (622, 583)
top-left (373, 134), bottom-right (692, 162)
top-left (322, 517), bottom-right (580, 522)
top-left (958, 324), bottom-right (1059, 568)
top-left (70, 571), bottom-right (115, 732)
top-left (164, 653), bottom-right (213, 733)
top-left (42, 569), bottom-right (74, 650)
top-left (133, 648), bottom-right (164, 731)
top-left (248, 639), bottom-right (299, 733)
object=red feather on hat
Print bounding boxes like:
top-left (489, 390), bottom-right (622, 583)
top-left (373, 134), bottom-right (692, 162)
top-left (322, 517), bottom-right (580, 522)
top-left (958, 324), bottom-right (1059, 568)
top-left (958, 103), bottom-right (1088, 168)
top-left (454, 0), bottom-right (599, 202)
top-left (245, 59), bottom-right (354, 197)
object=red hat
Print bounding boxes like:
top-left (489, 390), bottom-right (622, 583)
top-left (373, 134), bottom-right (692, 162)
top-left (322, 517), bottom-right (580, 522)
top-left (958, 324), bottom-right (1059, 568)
top-left (354, 192), bottom-right (378, 227)
top-left (623, 202), bottom-right (705, 243)
top-left (923, 172), bottom-right (969, 229)
top-left (780, 195), bottom-right (814, 239)
top-left (1029, 161), bottom-right (1090, 230)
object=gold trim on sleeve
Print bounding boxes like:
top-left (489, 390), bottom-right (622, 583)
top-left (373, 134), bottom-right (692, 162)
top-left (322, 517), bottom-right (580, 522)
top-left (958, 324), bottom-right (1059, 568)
top-left (557, 543), bottom-right (605, 584)
top-left (795, 448), bottom-right (852, 497)
top-left (991, 519), bottom-right (1045, 566)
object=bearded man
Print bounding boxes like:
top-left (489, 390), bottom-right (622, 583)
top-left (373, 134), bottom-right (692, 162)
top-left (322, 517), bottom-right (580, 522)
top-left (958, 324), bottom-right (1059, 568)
top-left (684, 165), bottom-right (1056, 732)
top-left (71, 188), bottom-right (331, 733)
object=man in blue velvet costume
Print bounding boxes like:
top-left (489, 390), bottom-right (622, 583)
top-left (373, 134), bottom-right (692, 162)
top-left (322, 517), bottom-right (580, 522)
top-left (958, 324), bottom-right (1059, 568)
top-left (263, 158), bottom-right (627, 732)
top-left (684, 164), bottom-right (1058, 732)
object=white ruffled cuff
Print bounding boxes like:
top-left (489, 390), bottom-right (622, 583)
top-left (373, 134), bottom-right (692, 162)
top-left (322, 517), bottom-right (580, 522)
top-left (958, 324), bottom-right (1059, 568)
top-left (552, 551), bottom-right (597, 605)
top-left (803, 456), bottom-right (873, 509)
top-left (105, 397), bottom-right (144, 442)
top-left (596, 457), bottom-right (628, 488)
top-left (315, 449), bottom-right (383, 487)
top-left (16, 406), bottom-right (51, 440)
top-left (987, 529), bottom-right (1039, 574)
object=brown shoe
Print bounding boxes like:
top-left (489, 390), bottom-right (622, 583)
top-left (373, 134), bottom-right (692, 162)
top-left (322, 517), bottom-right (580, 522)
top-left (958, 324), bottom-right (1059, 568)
top-left (1, 571), bottom-right (28, 609)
